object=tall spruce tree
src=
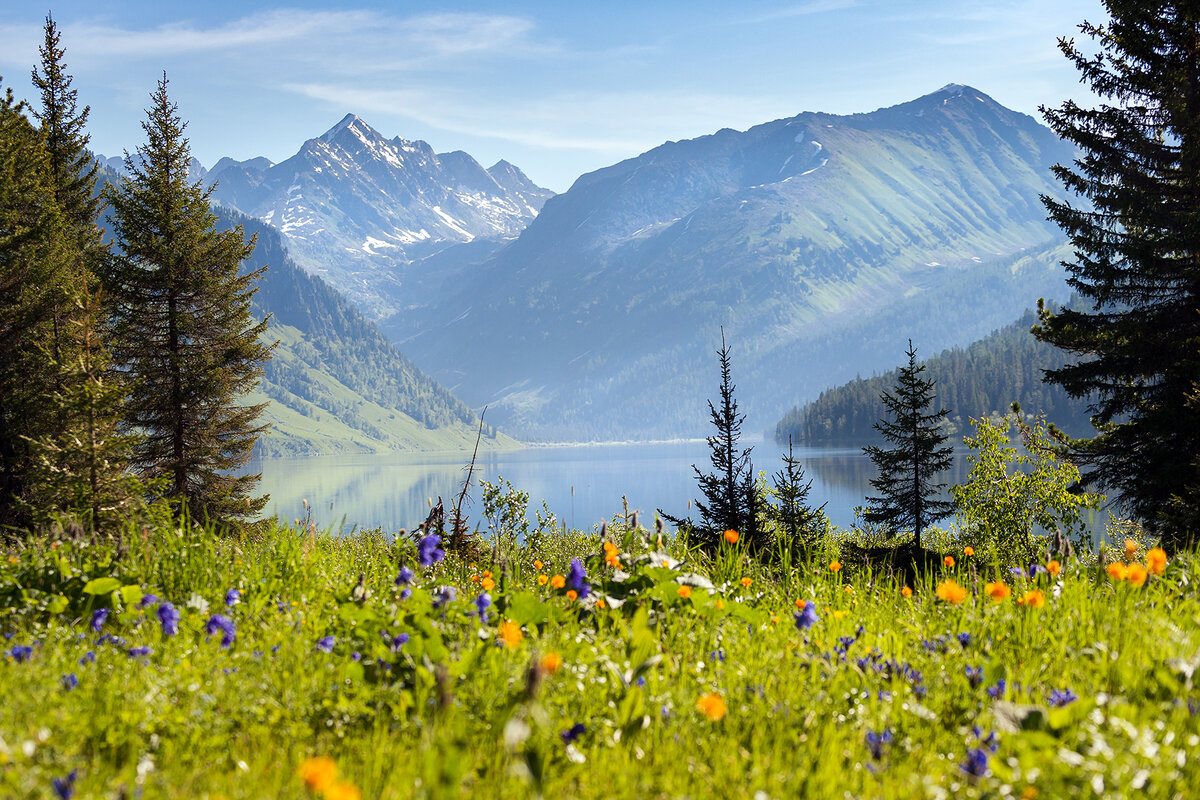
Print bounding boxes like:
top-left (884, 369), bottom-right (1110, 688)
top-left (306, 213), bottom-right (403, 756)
top-left (1035, 2), bottom-right (1200, 549)
top-left (105, 75), bottom-right (274, 524)
top-left (863, 341), bottom-right (954, 548)
top-left (0, 81), bottom-right (70, 529)
top-left (770, 436), bottom-right (826, 554)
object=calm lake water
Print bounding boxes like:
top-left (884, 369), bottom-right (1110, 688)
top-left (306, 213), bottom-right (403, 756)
top-left (246, 439), bottom-right (1074, 536)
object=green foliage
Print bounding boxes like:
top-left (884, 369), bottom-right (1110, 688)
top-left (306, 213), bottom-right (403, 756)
top-left (863, 341), bottom-right (955, 547)
top-left (952, 412), bottom-right (1104, 566)
top-left (1036, 2), bottom-right (1200, 549)
top-left (103, 76), bottom-right (274, 525)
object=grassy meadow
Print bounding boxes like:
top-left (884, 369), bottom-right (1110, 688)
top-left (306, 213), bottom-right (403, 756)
top-left (1, 513), bottom-right (1198, 799)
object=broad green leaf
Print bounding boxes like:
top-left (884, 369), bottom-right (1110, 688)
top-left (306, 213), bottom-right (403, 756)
top-left (83, 577), bottom-right (121, 595)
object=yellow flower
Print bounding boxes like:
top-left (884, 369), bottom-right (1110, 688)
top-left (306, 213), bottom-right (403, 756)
top-left (1017, 589), bottom-right (1046, 608)
top-left (550, 575), bottom-right (566, 589)
top-left (828, 561), bottom-right (842, 573)
top-left (715, 599), bottom-right (725, 610)
top-left (481, 577), bottom-right (495, 591)
top-left (1046, 560), bottom-right (1061, 577)
top-left (740, 576), bottom-right (753, 588)
top-left (677, 585), bottom-right (692, 599)
top-left (935, 579), bottom-right (968, 604)
top-left (6, 556), bottom-right (16, 565)
top-left (566, 589), bottom-right (579, 601)
top-left (541, 651), bottom-right (563, 674)
top-left (723, 529), bottom-right (739, 544)
top-left (901, 586), bottom-right (913, 598)
top-left (297, 756), bottom-right (339, 793)
top-left (499, 620), bottom-right (523, 649)
top-left (963, 546), bottom-right (975, 557)
top-left (985, 581), bottom-right (1011, 602)
top-left (325, 782), bottom-right (362, 800)
top-left (1106, 562), bottom-right (1129, 581)
top-left (537, 574), bottom-right (549, 586)
top-left (696, 692), bottom-right (727, 721)
top-left (1124, 538), bottom-right (1139, 561)
top-left (832, 609), bottom-right (849, 620)
top-left (1127, 563), bottom-right (1148, 587)
top-left (1146, 547), bottom-right (1168, 576)
top-left (944, 555), bottom-right (956, 568)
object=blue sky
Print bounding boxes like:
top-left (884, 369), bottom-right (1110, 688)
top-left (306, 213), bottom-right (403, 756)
top-left (0, 1), bottom-right (1105, 192)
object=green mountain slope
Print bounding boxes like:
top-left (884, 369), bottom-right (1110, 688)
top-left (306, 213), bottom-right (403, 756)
top-left (211, 207), bottom-right (517, 456)
top-left (774, 304), bottom-right (1094, 445)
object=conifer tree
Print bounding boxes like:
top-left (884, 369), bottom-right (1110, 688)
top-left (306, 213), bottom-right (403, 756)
top-left (863, 341), bottom-right (954, 548)
top-left (1035, 2), bottom-right (1200, 549)
top-left (770, 436), bottom-right (826, 553)
top-left (0, 80), bottom-right (71, 529)
top-left (105, 75), bottom-right (274, 524)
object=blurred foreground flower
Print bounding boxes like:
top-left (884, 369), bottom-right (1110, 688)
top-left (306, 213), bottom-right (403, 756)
top-left (935, 580), bottom-right (967, 604)
top-left (696, 692), bottom-right (727, 721)
top-left (1146, 547), bottom-right (1168, 576)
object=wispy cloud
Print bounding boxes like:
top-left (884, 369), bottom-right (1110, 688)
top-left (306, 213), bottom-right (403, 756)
top-left (741, 0), bottom-right (860, 24)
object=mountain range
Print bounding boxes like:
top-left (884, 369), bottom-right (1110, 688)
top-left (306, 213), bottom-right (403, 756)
top-left (374, 85), bottom-right (1080, 440)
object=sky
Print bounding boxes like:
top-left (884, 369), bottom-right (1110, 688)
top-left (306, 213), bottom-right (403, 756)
top-left (0, 1), bottom-right (1107, 193)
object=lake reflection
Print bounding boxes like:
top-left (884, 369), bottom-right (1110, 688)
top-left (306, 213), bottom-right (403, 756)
top-left (248, 440), bottom-right (981, 535)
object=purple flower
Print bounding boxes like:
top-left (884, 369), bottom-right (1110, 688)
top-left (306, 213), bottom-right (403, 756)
top-left (79, 651), bottom-right (95, 665)
top-left (961, 747), bottom-right (990, 778)
top-left (89, 609), bottom-right (108, 633)
top-left (957, 632), bottom-right (972, 649)
top-left (138, 594), bottom-right (159, 608)
top-left (965, 666), bottom-right (984, 689)
top-left (1048, 688), bottom-right (1078, 707)
top-left (52, 769), bottom-right (78, 800)
top-left (395, 566), bottom-right (414, 586)
top-left (205, 614), bottom-right (236, 648)
top-left (127, 646), bottom-right (153, 658)
top-left (9, 644), bottom-right (33, 662)
top-left (157, 602), bottom-right (180, 637)
top-left (567, 558), bottom-right (591, 599)
top-left (225, 589), bottom-right (241, 607)
top-left (399, 588), bottom-right (412, 601)
top-left (866, 730), bottom-right (893, 760)
top-left (475, 592), bottom-right (492, 623)
top-left (560, 722), bottom-right (586, 744)
top-left (316, 635), bottom-right (336, 653)
top-left (987, 680), bottom-right (1007, 699)
top-left (418, 533), bottom-right (445, 567)
top-left (794, 601), bottom-right (819, 630)
top-left (389, 633), bottom-right (409, 652)
top-left (61, 673), bottom-right (78, 691)
top-left (433, 585), bottom-right (457, 609)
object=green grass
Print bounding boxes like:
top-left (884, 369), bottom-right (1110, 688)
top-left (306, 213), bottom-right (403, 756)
top-left (2, 516), bottom-right (1198, 799)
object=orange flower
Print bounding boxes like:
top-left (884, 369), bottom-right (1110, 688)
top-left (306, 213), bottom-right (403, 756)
top-left (471, 574), bottom-right (481, 585)
top-left (537, 574), bottom-right (549, 586)
top-left (603, 541), bottom-right (619, 555)
top-left (595, 598), bottom-right (607, 609)
top-left (844, 585), bottom-right (854, 593)
top-left (482, 570), bottom-right (493, 579)
top-left (795, 599), bottom-right (807, 609)
top-left (1124, 538), bottom-right (1139, 561)
top-left (1106, 562), bottom-right (1129, 581)
top-left (533, 560), bottom-right (543, 570)
top-left (550, 575), bottom-right (566, 589)
top-left (1017, 589), bottom-right (1045, 608)
top-left (297, 756), bottom-right (339, 793)
top-left (901, 586), bottom-right (913, 598)
top-left (740, 576), bottom-right (753, 588)
top-left (723, 529), bottom-right (739, 544)
top-left (566, 589), bottom-right (579, 601)
top-left (1146, 547), bottom-right (1168, 576)
top-left (1127, 563), bottom-right (1148, 587)
top-left (605, 552), bottom-right (622, 568)
top-left (325, 782), bottom-right (362, 800)
top-left (935, 579), bottom-right (968, 604)
top-left (985, 581), bottom-right (1011, 602)
top-left (963, 546), bottom-right (975, 557)
top-left (828, 561), bottom-right (842, 573)
top-left (481, 577), bottom-right (495, 591)
top-left (714, 599), bottom-right (725, 610)
top-left (1046, 560), bottom-right (1061, 577)
top-left (499, 620), bottom-right (523, 649)
top-left (944, 555), bottom-right (956, 568)
top-left (696, 692), bottom-right (727, 721)
top-left (677, 585), bottom-right (692, 599)
top-left (541, 651), bottom-right (563, 674)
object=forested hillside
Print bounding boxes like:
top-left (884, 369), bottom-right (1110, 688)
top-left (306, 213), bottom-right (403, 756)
top-left (774, 306), bottom-right (1094, 445)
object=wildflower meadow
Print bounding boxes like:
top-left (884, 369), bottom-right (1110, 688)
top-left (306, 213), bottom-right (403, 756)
top-left (2, 513), bottom-right (1199, 799)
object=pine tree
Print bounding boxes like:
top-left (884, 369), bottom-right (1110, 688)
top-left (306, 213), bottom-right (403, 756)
top-left (0, 80), bottom-right (71, 529)
top-left (863, 341), bottom-right (954, 548)
top-left (1035, 2), bottom-right (1200, 549)
top-left (661, 329), bottom-right (759, 551)
top-left (104, 75), bottom-right (274, 525)
top-left (771, 436), bottom-right (826, 554)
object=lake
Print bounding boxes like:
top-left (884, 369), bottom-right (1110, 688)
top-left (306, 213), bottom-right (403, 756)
top-left (247, 438), bottom-right (1108, 538)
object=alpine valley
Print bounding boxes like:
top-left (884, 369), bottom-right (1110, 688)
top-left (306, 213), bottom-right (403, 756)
top-left (204, 85), bottom-right (1080, 443)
